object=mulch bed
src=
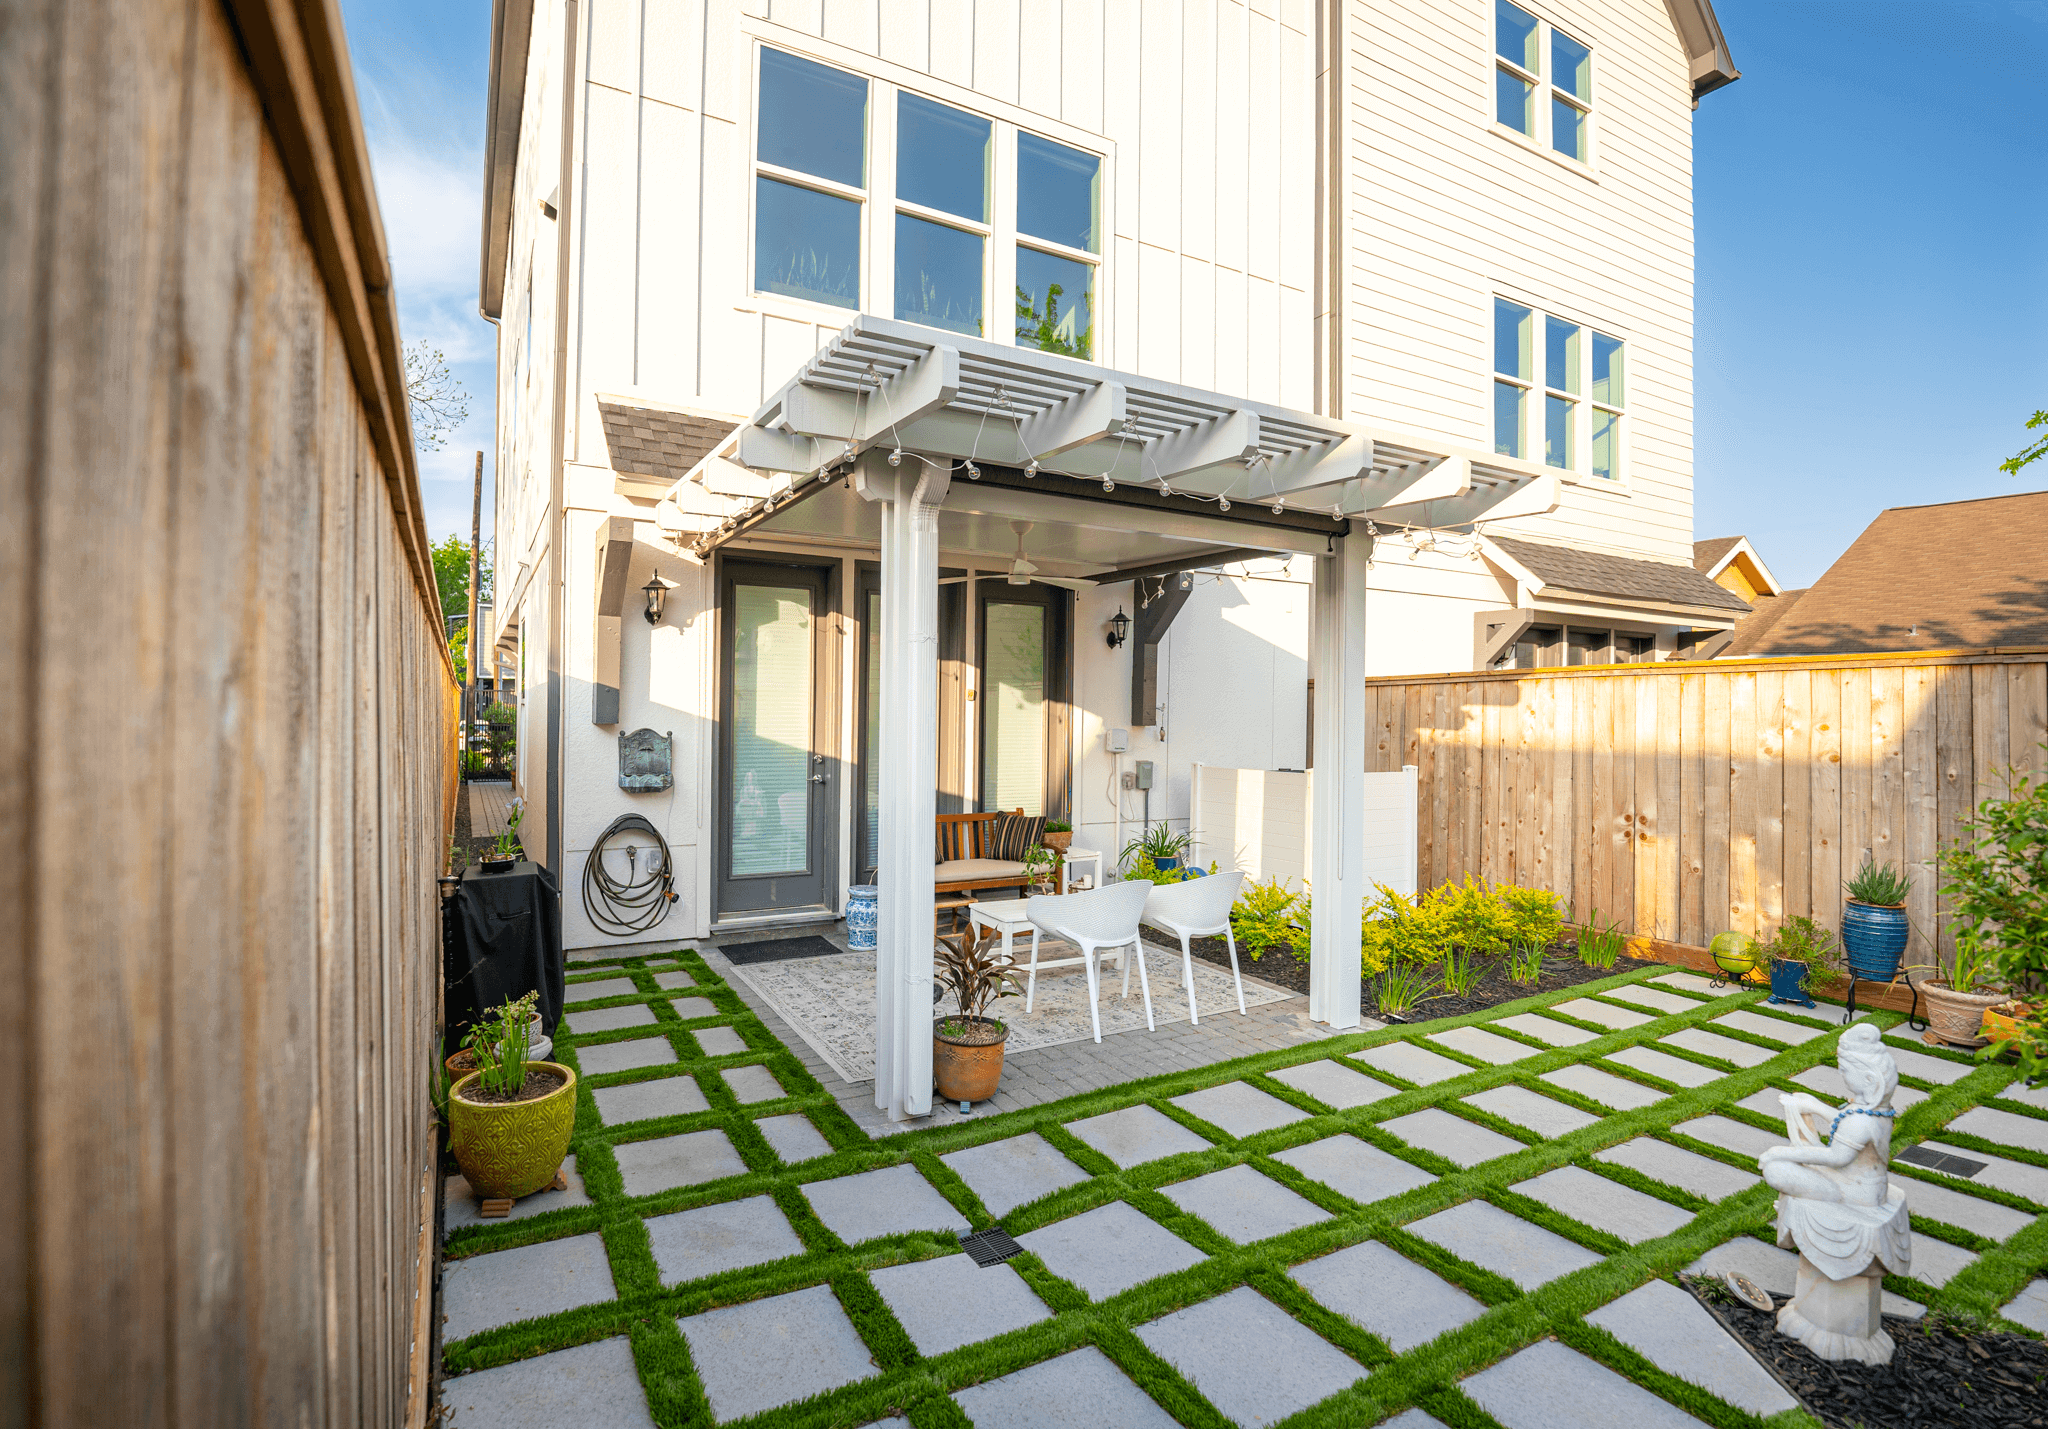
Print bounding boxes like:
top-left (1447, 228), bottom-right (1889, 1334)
top-left (1140, 931), bottom-right (1664, 1019)
top-left (1683, 1275), bottom-right (2048, 1429)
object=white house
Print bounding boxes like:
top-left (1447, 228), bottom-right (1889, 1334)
top-left (476, 0), bottom-right (1738, 1110)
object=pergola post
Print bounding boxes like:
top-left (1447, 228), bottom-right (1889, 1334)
top-left (1308, 529), bottom-right (1371, 1027)
top-left (855, 450), bottom-right (948, 1120)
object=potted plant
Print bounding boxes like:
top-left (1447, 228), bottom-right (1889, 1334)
top-left (1021, 843), bottom-right (1058, 895)
top-left (1042, 819), bottom-right (1073, 854)
top-left (1939, 764), bottom-right (2048, 1074)
top-left (1120, 822), bottom-right (1192, 874)
top-left (479, 799), bottom-right (524, 872)
top-left (447, 992), bottom-right (578, 1199)
top-left (1915, 939), bottom-right (2007, 1046)
top-left (932, 925), bottom-right (1023, 1106)
top-left (1758, 915), bottom-right (1844, 1009)
top-left (1841, 856), bottom-right (1911, 982)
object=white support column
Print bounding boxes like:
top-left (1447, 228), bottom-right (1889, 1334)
top-left (856, 451), bottom-right (948, 1120)
top-left (1307, 529), bottom-right (1372, 1027)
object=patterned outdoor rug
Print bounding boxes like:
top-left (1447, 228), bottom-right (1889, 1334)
top-left (724, 941), bottom-right (1296, 1084)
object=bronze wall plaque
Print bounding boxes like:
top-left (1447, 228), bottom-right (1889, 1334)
top-left (618, 728), bottom-right (674, 791)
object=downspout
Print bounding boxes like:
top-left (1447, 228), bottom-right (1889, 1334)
top-left (545, 0), bottom-right (582, 878)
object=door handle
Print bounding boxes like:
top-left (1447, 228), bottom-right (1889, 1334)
top-left (810, 773), bottom-right (828, 783)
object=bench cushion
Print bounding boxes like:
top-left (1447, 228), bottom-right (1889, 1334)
top-left (988, 812), bottom-right (1047, 862)
top-left (934, 858), bottom-right (1028, 883)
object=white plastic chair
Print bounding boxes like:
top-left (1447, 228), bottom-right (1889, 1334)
top-left (1143, 871), bottom-right (1248, 1025)
top-left (1024, 879), bottom-right (1156, 1043)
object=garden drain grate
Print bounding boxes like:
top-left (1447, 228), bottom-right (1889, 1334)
top-left (1897, 1145), bottom-right (1988, 1178)
top-left (958, 1226), bottom-right (1024, 1267)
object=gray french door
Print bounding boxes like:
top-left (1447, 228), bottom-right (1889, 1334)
top-left (718, 560), bottom-right (836, 917)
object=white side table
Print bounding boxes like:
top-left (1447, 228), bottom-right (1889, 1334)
top-left (1059, 847), bottom-right (1102, 893)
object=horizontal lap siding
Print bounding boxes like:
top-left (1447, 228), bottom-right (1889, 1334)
top-left (1, 1), bottom-right (454, 1423)
top-left (1370, 653), bottom-right (2048, 969)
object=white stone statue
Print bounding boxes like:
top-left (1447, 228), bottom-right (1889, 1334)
top-left (1759, 1021), bottom-right (1912, 1365)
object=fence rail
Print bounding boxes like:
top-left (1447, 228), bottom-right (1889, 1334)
top-left (1363, 648), bottom-right (2048, 970)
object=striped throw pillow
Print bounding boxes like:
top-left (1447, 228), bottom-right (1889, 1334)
top-left (989, 812), bottom-right (1046, 863)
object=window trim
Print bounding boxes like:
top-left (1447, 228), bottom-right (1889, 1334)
top-left (1490, 2), bottom-right (1598, 172)
top-left (744, 39), bottom-right (1108, 358)
top-left (1492, 295), bottom-right (1628, 487)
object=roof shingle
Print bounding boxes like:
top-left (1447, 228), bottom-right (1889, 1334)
top-left (1490, 537), bottom-right (1753, 612)
top-left (594, 398), bottom-right (740, 484)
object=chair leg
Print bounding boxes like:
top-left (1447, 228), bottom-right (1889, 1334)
top-left (1082, 945), bottom-right (1102, 1043)
top-left (1181, 934), bottom-right (1199, 1025)
top-left (1120, 943), bottom-right (1133, 999)
top-left (1225, 926), bottom-right (1247, 1015)
top-left (1132, 939), bottom-right (1155, 1030)
top-left (1025, 930), bottom-right (1041, 1014)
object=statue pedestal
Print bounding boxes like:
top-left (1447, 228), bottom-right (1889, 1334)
top-left (1777, 1254), bottom-right (1894, 1366)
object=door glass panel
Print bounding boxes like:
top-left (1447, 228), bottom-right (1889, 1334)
top-left (983, 603), bottom-right (1045, 815)
top-left (730, 584), bottom-right (813, 877)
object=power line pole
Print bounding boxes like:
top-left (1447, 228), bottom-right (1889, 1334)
top-left (466, 450), bottom-right (483, 764)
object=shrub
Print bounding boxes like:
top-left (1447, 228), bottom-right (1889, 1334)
top-left (1365, 884), bottom-right (1452, 965)
top-left (1940, 761), bottom-right (2048, 1076)
top-left (1230, 876), bottom-right (1305, 961)
top-left (1499, 884), bottom-right (1564, 956)
top-left (1430, 876), bottom-right (1514, 960)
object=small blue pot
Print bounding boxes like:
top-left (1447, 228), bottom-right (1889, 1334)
top-left (1767, 959), bottom-right (1815, 1008)
top-left (1155, 856), bottom-right (1181, 871)
top-left (845, 884), bottom-right (879, 952)
top-left (1840, 900), bottom-right (1907, 981)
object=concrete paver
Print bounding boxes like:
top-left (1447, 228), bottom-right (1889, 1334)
top-left (441, 1337), bottom-right (655, 1429)
top-left (802, 1163), bottom-right (970, 1243)
top-left (693, 1026), bottom-right (750, 1056)
top-left (1709, 1010), bottom-right (1822, 1044)
top-left (1406, 1200), bottom-right (1602, 1291)
top-left (1891, 1171), bottom-right (2034, 1240)
top-left (678, 1284), bottom-right (876, 1422)
top-left (1603, 1045), bottom-right (1724, 1088)
top-left (1878, 1041), bottom-right (1977, 1084)
top-left (646, 1194), bottom-right (805, 1285)
top-left (668, 996), bottom-right (722, 1019)
top-left (567, 1004), bottom-right (659, 1035)
top-left (1493, 1012), bottom-right (1599, 1046)
top-left (1908, 1141), bottom-right (2048, 1203)
top-left (578, 1036), bottom-right (678, 1076)
top-left (754, 1112), bottom-right (834, 1164)
top-left (1586, 1279), bottom-right (1795, 1416)
top-left (1063, 1103), bottom-right (1213, 1168)
top-left (1136, 1287), bottom-right (1363, 1427)
top-left (1270, 1057), bottom-right (1399, 1108)
top-left (2002, 1279), bottom-right (2048, 1333)
top-left (1289, 1240), bottom-right (1483, 1351)
top-left (566, 977), bottom-right (640, 1003)
top-left (1951, 1105), bottom-right (2048, 1155)
top-left (1429, 1025), bottom-right (1542, 1065)
top-left (1603, 985), bottom-right (1702, 1015)
top-left (870, 1253), bottom-right (1050, 1355)
top-left (1511, 1165), bottom-right (1694, 1244)
top-left (1595, 1138), bottom-right (1758, 1201)
top-left (1660, 1027), bottom-right (1774, 1067)
top-left (1017, 1201), bottom-right (1207, 1299)
top-left (1379, 1108), bottom-right (1528, 1168)
top-left (1354, 1040), bottom-right (1480, 1085)
top-left (1272, 1134), bottom-right (1437, 1206)
top-left (721, 1064), bottom-right (786, 1102)
top-left (1161, 1163), bottom-right (1332, 1243)
top-left (1463, 1085), bottom-right (1599, 1140)
top-left (443, 1233), bottom-right (615, 1342)
top-left (614, 1128), bottom-right (750, 1196)
top-left (950, 1346), bottom-right (1181, 1429)
top-left (1552, 997), bottom-right (1652, 1030)
top-left (1462, 1338), bottom-right (1709, 1429)
top-left (1540, 1063), bottom-right (1666, 1111)
top-left (593, 1074), bottom-right (709, 1126)
top-left (940, 1133), bottom-right (1089, 1218)
top-left (1671, 1114), bottom-right (1782, 1160)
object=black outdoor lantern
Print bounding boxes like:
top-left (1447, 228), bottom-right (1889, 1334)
top-left (1106, 606), bottom-right (1130, 649)
top-left (642, 573), bottom-right (670, 625)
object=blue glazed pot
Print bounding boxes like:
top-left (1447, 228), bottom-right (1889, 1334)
top-left (845, 884), bottom-right (879, 952)
top-left (1155, 856), bottom-right (1181, 871)
top-left (1768, 959), bottom-right (1814, 1006)
top-left (1840, 900), bottom-right (1907, 981)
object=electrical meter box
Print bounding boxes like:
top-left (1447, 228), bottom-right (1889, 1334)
top-left (1133, 760), bottom-right (1155, 790)
top-left (1105, 727), bottom-right (1130, 754)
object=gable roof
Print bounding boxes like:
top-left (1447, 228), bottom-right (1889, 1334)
top-left (594, 398), bottom-right (742, 487)
top-left (1665, 0), bottom-right (1740, 99)
top-left (1720, 588), bottom-right (1808, 656)
top-left (1488, 536), bottom-right (1754, 613)
top-left (1745, 491), bottom-right (2048, 655)
top-left (1693, 536), bottom-right (1741, 574)
top-left (1692, 534), bottom-right (1783, 598)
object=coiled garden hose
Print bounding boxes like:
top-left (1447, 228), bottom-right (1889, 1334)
top-left (582, 813), bottom-right (678, 935)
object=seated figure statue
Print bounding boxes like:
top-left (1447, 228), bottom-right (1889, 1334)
top-left (1759, 1021), bottom-right (1912, 1365)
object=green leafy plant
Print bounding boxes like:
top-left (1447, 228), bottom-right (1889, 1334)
top-left (1021, 844), bottom-right (1058, 887)
top-left (1574, 909), bottom-right (1626, 969)
top-left (1845, 855), bottom-right (1911, 907)
top-left (1499, 884), bottom-right (1563, 958)
top-left (483, 700), bottom-right (516, 724)
top-left (1507, 940), bottom-right (1546, 984)
top-left (460, 748), bottom-right (487, 776)
top-left (490, 798), bottom-right (524, 862)
top-left (1230, 877), bottom-right (1305, 962)
top-left (1044, 819), bottom-right (1072, 834)
top-left (1363, 884), bottom-right (1451, 966)
top-left (1756, 915), bottom-right (1844, 995)
top-left (934, 925), bottom-right (1023, 1033)
top-left (461, 991), bottom-right (540, 1099)
top-left (1372, 961), bottom-right (1437, 1017)
top-left (1439, 946), bottom-right (1482, 996)
top-left (1120, 822), bottom-right (1192, 873)
top-left (1432, 876), bottom-right (1514, 960)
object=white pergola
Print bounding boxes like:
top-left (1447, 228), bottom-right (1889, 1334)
top-left (679, 316), bottom-right (1559, 1122)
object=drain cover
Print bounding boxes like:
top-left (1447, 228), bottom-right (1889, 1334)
top-left (959, 1226), bottom-right (1024, 1267)
top-left (1897, 1145), bottom-right (1987, 1178)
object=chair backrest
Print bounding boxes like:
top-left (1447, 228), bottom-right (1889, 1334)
top-left (1027, 878), bottom-right (1153, 944)
top-left (935, 810), bottom-right (1006, 862)
top-left (1144, 869), bottom-right (1245, 933)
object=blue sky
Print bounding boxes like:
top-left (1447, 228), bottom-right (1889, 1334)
top-left (342, 1), bottom-right (2048, 585)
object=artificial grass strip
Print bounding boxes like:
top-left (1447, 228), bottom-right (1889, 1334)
top-left (439, 947), bottom-right (2039, 1426)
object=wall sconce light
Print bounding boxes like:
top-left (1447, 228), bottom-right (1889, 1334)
top-left (1105, 606), bottom-right (1130, 649)
top-left (642, 573), bottom-right (672, 625)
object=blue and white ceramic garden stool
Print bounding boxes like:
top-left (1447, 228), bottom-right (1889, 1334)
top-left (845, 884), bottom-right (879, 951)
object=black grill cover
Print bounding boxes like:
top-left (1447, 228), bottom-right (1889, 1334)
top-left (443, 861), bottom-right (565, 1053)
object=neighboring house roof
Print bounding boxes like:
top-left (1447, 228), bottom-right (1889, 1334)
top-left (1692, 536), bottom-right (1741, 574)
top-left (1692, 534), bottom-right (1783, 601)
top-left (594, 398), bottom-right (742, 490)
top-left (1665, 0), bottom-right (1741, 99)
top-left (1744, 491), bottom-right (2048, 655)
top-left (1719, 588), bottom-right (1808, 656)
top-left (1488, 536), bottom-right (1754, 613)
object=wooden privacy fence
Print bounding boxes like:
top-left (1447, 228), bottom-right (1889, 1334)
top-left (1363, 649), bottom-right (2048, 971)
top-left (2, 2), bottom-right (456, 1426)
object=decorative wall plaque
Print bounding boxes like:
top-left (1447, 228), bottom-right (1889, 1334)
top-left (618, 728), bottom-right (674, 791)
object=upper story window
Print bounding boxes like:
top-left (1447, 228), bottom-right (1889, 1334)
top-left (1493, 297), bottom-right (1625, 479)
top-left (1494, 1), bottom-right (1593, 164)
top-left (751, 46), bottom-right (1102, 357)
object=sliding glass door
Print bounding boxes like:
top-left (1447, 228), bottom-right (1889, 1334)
top-left (977, 583), bottom-right (1071, 818)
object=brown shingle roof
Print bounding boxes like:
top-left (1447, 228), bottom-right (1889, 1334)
top-left (594, 399), bottom-right (740, 484)
top-left (1721, 589), bottom-right (1808, 656)
top-left (1490, 536), bottom-right (1753, 612)
top-left (1746, 491), bottom-right (2048, 655)
top-left (1693, 536), bottom-right (1742, 574)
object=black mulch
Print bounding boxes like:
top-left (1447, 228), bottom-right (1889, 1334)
top-left (1139, 930), bottom-right (1665, 1018)
top-left (1683, 1276), bottom-right (2048, 1429)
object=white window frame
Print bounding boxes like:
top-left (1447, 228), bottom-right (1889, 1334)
top-left (1491, 2), bottom-right (1597, 170)
top-left (1493, 296), bottom-right (1627, 485)
top-left (745, 41), bottom-right (1107, 358)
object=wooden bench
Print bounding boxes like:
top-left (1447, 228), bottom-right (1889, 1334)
top-left (934, 810), bottom-right (1036, 914)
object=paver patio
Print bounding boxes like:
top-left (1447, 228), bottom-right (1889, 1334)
top-left (440, 941), bottom-right (2047, 1428)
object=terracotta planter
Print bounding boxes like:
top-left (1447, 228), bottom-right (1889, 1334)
top-left (1983, 1003), bottom-right (2035, 1045)
top-left (445, 1048), bottom-right (480, 1080)
top-left (1043, 830), bottom-right (1073, 853)
top-left (448, 1061), bottom-right (578, 1199)
top-left (1921, 981), bottom-right (2004, 1046)
top-left (933, 1016), bottom-right (1007, 1103)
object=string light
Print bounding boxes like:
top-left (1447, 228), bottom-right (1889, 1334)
top-left (964, 459), bottom-right (980, 479)
top-left (1102, 477), bottom-right (1116, 492)
top-left (888, 449), bottom-right (902, 467)
top-left (1025, 458), bottom-right (1039, 478)
top-left (1217, 496), bottom-right (1231, 512)
top-left (1271, 498), bottom-right (1285, 514)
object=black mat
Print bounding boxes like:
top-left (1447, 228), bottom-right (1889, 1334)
top-left (716, 934), bottom-right (846, 966)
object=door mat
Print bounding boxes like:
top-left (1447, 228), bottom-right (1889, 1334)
top-left (716, 934), bottom-right (846, 966)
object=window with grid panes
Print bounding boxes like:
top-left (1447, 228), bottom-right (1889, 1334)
top-left (751, 47), bottom-right (1102, 356)
top-left (1494, 1), bottom-right (1594, 164)
top-left (1493, 297), bottom-right (1625, 478)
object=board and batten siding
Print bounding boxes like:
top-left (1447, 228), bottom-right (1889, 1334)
top-left (1, 0), bottom-right (457, 1424)
top-left (1341, 0), bottom-right (1699, 567)
top-left (1363, 651), bottom-right (2048, 972)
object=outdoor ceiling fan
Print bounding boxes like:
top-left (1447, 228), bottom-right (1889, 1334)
top-left (938, 522), bottom-right (1098, 591)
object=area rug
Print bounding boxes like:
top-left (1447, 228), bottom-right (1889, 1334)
top-left (723, 941), bottom-right (1295, 1084)
top-left (716, 934), bottom-right (846, 966)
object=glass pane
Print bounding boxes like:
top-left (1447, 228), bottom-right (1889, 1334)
top-left (895, 213), bottom-right (984, 336)
top-left (1545, 316), bottom-right (1581, 395)
top-left (1494, 298), bottom-right (1531, 379)
top-left (1592, 332), bottom-right (1625, 407)
top-left (1017, 133), bottom-right (1101, 253)
top-left (983, 603), bottom-right (1045, 816)
top-left (1493, 380), bottom-right (1525, 459)
top-left (1553, 30), bottom-right (1592, 101)
top-left (897, 92), bottom-right (990, 222)
top-left (755, 176), bottom-right (861, 307)
top-left (1591, 407), bottom-right (1619, 480)
top-left (1551, 95), bottom-right (1587, 161)
top-left (1496, 68), bottom-right (1534, 134)
top-left (758, 48), bottom-right (867, 187)
top-left (1545, 393), bottom-right (1574, 469)
top-left (1015, 246), bottom-right (1095, 358)
top-left (864, 591), bottom-right (879, 870)
top-left (1496, 0), bottom-right (1539, 69)
top-left (731, 584), bottom-right (813, 878)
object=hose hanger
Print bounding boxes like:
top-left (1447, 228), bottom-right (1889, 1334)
top-left (583, 813), bottom-right (678, 936)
